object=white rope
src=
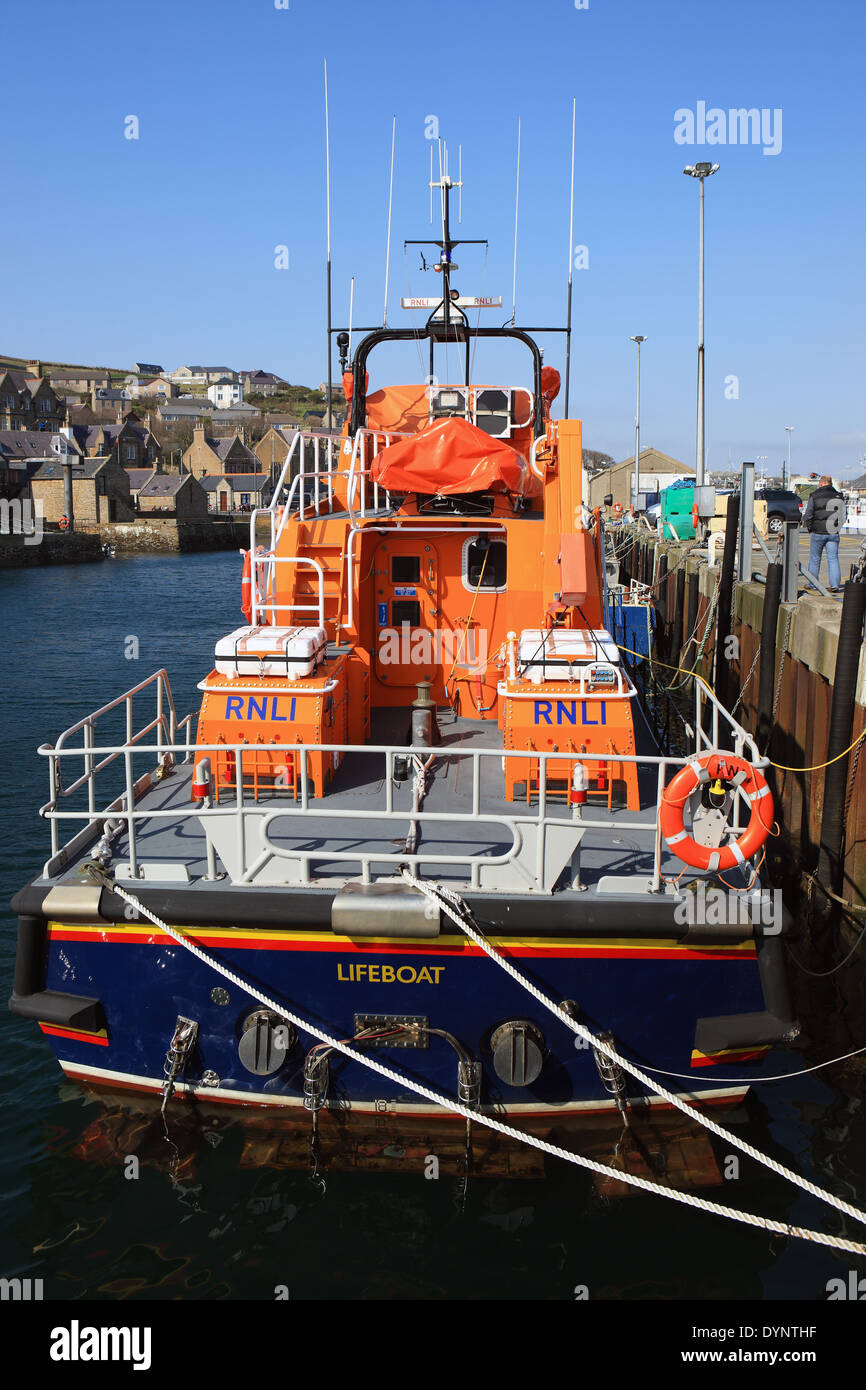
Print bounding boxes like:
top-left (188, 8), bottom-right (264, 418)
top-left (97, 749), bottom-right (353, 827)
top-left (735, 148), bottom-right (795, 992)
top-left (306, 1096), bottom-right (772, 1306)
top-left (102, 877), bottom-right (866, 1255)
top-left (399, 868), bottom-right (866, 1244)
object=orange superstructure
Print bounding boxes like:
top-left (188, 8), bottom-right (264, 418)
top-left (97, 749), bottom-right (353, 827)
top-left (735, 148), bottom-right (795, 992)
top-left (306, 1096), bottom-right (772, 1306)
top-left (195, 374), bottom-right (639, 810)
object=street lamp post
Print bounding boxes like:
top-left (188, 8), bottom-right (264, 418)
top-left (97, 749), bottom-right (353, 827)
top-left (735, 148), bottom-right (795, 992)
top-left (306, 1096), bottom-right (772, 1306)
top-left (630, 335), bottom-right (647, 513)
top-left (785, 425), bottom-right (794, 491)
top-left (683, 162), bottom-right (719, 492)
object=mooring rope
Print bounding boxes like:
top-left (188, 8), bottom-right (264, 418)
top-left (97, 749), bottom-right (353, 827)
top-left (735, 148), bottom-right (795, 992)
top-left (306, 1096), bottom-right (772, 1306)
top-left (94, 872), bottom-right (866, 1255)
top-left (398, 868), bottom-right (866, 1246)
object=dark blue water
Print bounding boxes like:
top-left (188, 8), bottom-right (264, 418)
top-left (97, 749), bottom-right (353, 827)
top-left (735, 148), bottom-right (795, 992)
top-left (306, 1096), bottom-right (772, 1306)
top-left (1, 553), bottom-right (865, 1303)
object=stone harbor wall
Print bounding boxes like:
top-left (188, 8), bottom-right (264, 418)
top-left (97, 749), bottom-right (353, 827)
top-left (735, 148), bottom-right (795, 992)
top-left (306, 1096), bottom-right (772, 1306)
top-left (76, 518), bottom-right (247, 553)
top-left (0, 529), bottom-right (104, 568)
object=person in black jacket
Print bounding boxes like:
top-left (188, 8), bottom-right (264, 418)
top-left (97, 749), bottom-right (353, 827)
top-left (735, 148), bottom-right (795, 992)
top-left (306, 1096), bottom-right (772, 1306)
top-left (802, 476), bottom-right (845, 591)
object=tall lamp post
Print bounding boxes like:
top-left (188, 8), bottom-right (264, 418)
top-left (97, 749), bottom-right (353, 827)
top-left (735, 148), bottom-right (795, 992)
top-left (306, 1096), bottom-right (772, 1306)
top-left (785, 425), bottom-right (794, 491)
top-left (630, 335), bottom-right (647, 512)
top-left (683, 162), bottom-right (719, 492)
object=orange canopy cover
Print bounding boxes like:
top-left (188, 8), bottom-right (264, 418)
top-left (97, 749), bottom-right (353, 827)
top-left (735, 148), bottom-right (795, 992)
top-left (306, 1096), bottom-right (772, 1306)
top-left (370, 416), bottom-right (539, 497)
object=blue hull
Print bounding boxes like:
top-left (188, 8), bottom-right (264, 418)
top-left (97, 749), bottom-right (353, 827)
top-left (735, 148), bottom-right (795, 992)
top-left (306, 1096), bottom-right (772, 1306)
top-left (38, 921), bottom-right (774, 1115)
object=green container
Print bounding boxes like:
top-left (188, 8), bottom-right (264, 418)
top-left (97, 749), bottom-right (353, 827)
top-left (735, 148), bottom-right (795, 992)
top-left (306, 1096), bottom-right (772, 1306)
top-left (660, 482), bottom-right (696, 540)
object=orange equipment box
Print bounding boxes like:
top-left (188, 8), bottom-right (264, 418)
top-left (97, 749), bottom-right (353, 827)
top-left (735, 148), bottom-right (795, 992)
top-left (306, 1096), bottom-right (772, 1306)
top-left (195, 653), bottom-right (352, 801)
top-left (499, 679), bottom-right (640, 809)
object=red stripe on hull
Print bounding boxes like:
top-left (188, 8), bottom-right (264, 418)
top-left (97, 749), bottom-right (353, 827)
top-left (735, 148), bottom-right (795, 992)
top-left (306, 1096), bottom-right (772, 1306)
top-left (45, 927), bottom-right (756, 963)
top-left (39, 1024), bottom-right (109, 1046)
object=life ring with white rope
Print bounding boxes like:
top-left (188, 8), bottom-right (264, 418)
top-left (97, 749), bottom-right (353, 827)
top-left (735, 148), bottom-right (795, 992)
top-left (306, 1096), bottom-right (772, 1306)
top-left (659, 752), bottom-right (773, 873)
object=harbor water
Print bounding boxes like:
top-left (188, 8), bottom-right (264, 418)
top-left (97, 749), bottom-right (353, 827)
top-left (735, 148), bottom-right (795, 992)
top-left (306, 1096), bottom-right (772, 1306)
top-left (2, 553), bottom-right (865, 1302)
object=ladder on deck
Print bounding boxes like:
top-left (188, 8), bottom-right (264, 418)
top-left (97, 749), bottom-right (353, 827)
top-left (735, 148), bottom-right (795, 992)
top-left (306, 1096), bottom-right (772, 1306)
top-left (291, 523), bottom-right (347, 640)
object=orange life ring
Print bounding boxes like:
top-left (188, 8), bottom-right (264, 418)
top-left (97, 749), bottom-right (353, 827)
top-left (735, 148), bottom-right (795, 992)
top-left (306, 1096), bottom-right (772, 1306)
top-left (241, 549), bottom-right (252, 622)
top-left (613, 502), bottom-right (624, 518)
top-left (692, 503), bottom-right (699, 533)
top-left (58, 515), bottom-right (70, 531)
top-left (659, 752), bottom-right (773, 872)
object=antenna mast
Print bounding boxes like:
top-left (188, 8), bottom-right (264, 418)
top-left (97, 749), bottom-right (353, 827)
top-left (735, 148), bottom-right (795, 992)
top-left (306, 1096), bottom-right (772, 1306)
top-left (383, 116), bottom-right (396, 325)
top-left (564, 98), bottom-right (576, 417)
top-left (511, 117), bottom-right (521, 324)
top-left (324, 59), bottom-right (333, 425)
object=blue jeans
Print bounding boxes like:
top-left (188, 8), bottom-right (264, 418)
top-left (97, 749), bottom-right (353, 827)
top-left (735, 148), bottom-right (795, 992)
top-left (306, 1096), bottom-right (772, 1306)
top-left (808, 533), bottom-right (841, 589)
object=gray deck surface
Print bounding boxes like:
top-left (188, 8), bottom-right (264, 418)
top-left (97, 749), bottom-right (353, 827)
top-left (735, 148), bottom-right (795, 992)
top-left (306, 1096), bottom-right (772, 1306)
top-left (44, 704), bottom-right (749, 902)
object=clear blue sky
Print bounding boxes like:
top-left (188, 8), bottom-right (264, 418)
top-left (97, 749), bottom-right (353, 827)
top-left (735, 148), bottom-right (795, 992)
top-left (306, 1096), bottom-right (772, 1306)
top-left (4, 0), bottom-right (864, 476)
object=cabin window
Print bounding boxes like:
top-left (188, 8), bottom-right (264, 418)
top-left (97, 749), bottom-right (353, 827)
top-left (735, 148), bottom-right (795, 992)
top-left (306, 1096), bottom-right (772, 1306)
top-left (463, 536), bottom-right (507, 592)
top-left (392, 599), bottom-right (421, 626)
top-left (391, 555), bottom-right (420, 583)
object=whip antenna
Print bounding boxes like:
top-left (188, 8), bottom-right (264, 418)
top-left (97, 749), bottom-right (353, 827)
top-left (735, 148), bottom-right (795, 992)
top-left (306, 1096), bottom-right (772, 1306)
top-left (383, 116), bottom-right (396, 325)
top-left (324, 59), bottom-right (333, 423)
top-left (564, 97), bottom-right (576, 417)
top-left (511, 117), bottom-right (521, 324)
top-left (348, 275), bottom-right (355, 359)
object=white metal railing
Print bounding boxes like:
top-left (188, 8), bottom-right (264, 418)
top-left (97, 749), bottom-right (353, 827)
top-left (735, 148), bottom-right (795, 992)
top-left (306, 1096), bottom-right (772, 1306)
top-left (345, 427), bottom-right (409, 521)
top-left (40, 670), bottom-right (196, 871)
top-left (37, 669), bottom-right (764, 893)
top-left (249, 553), bottom-right (326, 628)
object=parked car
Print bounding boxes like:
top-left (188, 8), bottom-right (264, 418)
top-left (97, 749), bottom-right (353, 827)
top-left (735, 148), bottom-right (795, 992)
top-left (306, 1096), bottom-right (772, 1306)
top-left (755, 487), bottom-right (803, 534)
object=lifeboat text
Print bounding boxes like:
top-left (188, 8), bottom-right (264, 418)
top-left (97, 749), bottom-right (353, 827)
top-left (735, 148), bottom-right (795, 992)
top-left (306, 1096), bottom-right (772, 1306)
top-left (337, 963), bottom-right (445, 983)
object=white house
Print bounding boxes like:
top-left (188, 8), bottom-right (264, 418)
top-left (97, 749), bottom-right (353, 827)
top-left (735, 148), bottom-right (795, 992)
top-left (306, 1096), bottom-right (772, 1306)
top-left (207, 377), bottom-right (244, 409)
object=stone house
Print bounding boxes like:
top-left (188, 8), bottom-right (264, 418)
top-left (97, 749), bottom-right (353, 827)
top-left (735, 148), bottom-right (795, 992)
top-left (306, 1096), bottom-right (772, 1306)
top-left (171, 366), bottom-right (238, 386)
top-left (254, 425), bottom-right (298, 477)
top-left (137, 472), bottom-right (209, 518)
top-left (126, 467), bottom-right (157, 506)
top-left (44, 368), bottom-right (112, 395)
top-left (183, 426), bottom-right (258, 479)
top-left (31, 456), bottom-right (135, 523)
top-left (241, 370), bottom-right (286, 396)
top-left (200, 472), bottom-right (274, 513)
top-left (0, 370), bottom-right (66, 431)
top-left (73, 418), bottom-right (162, 471)
top-left (157, 397), bottom-right (214, 425)
top-left (0, 429), bottom-right (65, 498)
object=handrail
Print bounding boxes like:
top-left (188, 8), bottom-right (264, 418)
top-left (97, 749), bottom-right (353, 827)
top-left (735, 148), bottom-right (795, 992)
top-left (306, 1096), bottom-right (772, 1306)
top-left (35, 651), bottom-right (763, 892)
top-left (39, 733), bottom-right (761, 892)
top-left (250, 553), bottom-right (326, 628)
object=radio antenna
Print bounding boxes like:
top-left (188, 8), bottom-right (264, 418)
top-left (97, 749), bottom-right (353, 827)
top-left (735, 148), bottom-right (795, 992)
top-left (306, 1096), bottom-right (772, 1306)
top-left (324, 59), bottom-right (333, 422)
top-left (564, 97), bottom-right (576, 417)
top-left (429, 143), bottom-right (434, 223)
top-left (510, 117), bottom-right (521, 325)
top-left (383, 116), bottom-right (396, 325)
top-left (348, 276), bottom-right (355, 359)
top-left (458, 144), bottom-right (462, 223)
